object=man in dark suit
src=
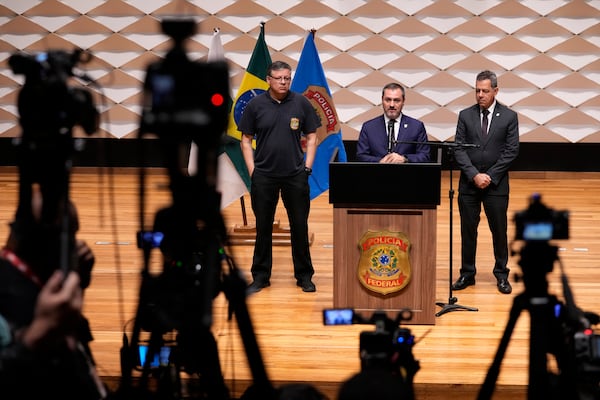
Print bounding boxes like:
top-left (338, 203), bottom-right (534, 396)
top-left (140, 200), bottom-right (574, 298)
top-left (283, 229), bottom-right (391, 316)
top-left (356, 83), bottom-right (430, 163)
top-left (451, 70), bottom-right (519, 294)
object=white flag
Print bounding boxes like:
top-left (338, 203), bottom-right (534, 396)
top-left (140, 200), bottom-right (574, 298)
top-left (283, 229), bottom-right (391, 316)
top-left (188, 29), bottom-right (249, 209)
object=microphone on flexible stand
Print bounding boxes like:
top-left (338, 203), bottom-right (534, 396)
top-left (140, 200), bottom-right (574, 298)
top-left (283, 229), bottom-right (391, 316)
top-left (387, 119), bottom-right (395, 153)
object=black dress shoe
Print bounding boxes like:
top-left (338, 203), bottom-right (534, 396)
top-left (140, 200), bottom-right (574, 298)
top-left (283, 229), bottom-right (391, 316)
top-left (451, 275), bottom-right (475, 290)
top-left (497, 279), bottom-right (512, 294)
top-left (297, 280), bottom-right (316, 292)
top-left (247, 280), bottom-right (270, 294)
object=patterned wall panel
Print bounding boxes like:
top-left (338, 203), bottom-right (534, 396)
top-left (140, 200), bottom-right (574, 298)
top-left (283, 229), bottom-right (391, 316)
top-left (0, 0), bottom-right (599, 142)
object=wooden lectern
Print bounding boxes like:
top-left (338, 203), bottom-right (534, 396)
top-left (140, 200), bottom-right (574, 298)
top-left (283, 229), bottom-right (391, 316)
top-left (329, 157), bottom-right (441, 325)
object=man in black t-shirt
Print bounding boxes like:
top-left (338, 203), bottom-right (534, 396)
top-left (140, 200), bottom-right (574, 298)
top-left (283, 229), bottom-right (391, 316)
top-left (239, 60), bottom-right (320, 294)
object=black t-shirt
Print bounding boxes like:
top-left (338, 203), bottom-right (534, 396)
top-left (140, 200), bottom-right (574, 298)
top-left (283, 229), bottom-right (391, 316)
top-left (238, 91), bottom-right (321, 177)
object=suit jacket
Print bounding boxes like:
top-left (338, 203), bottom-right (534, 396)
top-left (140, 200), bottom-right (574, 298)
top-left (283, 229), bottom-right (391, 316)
top-left (454, 102), bottom-right (519, 195)
top-left (356, 114), bottom-right (430, 163)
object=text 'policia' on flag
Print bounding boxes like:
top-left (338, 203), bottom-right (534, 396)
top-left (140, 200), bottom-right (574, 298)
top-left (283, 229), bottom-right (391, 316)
top-left (290, 31), bottom-right (347, 200)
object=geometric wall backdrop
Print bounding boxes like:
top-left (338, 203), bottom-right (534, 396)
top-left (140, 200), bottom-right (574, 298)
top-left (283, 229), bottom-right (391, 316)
top-left (1, 0), bottom-right (599, 143)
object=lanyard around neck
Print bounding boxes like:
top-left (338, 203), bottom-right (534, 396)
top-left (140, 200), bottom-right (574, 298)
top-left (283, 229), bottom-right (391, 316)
top-left (0, 248), bottom-right (43, 287)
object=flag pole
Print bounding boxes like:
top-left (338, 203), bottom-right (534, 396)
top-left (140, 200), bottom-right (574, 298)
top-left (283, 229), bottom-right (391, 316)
top-left (228, 21), bottom-right (273, 244)
top-left (237, 22), bottom-right (267, 231)
top-left (240, 196), bottom-right (248, 226)
top-left (241, 20), bottom-right (265, 229)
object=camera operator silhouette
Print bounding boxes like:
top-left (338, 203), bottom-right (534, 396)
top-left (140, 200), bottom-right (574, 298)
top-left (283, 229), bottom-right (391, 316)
top-left (0, 185), bottom-right (106, 399)
top-left (338, 369), bottom-right (413, 400)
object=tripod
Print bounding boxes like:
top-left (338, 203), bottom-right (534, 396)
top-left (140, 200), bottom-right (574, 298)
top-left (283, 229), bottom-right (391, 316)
top-left (478, 242), bottom-right (580, 400)
top-left (434, 144), bottom-right (477, 316)
top-left (116, 18), bottom-right (275, 400)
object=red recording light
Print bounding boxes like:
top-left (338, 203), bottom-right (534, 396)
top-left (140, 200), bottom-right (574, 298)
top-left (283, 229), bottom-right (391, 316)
top-left (211, 93), bottom-right (224, 107)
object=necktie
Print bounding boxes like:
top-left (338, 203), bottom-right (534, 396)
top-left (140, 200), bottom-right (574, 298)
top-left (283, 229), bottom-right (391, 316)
top-left (387, 119), bottom-right (395, 153)
top-left (481, 109), bottom-right (489, 137)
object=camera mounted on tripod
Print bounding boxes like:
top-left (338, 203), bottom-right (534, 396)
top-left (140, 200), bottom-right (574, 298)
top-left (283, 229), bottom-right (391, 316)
top-left (512, 193), bottom-right (569, 280)
top-left (133, 16), bottom-right (231, 338)
top-left (323, 308), bottom-right (420, 384)
top-left (118, 18), bottom-right (276, 400)
top-left (138, 17), bottom-right (230, 247)
top-left (514, 193), bottom-right (569, 243)
top-left (9, 49), bottom-right (98, 145)
top-left (8, 48), bottom-right (99, 276)
top-left (479, 193), bottom-right (600, 399)
top-left (139, 18), bottom-right (229, 144)
top-left (8, 48), bottom-right (98, 204)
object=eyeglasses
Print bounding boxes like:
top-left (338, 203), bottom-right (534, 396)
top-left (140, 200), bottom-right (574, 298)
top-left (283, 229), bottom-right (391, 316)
top-left (268, 75), bottom-right (291, 82)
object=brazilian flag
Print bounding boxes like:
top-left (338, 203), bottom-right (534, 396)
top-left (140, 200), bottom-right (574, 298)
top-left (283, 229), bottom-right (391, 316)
top-left (219, 23), bottom-right (271, 207)
top-left (221, 23), bottom-right (272, 204)
top-left (227, 22), bottom-right (272, 143)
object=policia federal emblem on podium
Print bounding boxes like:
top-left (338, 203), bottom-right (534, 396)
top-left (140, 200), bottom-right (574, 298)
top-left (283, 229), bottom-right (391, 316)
top-left (357, 230), bottom-right (412, 295)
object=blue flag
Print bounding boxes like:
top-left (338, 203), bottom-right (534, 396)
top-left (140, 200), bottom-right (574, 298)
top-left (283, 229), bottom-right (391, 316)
top-left (291, 32), bottom-right (347, 200)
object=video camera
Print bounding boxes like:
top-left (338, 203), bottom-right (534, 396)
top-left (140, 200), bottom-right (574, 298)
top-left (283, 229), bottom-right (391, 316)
top-left (550, 299), bottom-right (600, 399)
top-left (8, 48), bottom-right (99, 276)
top-left (8, 48), bottom-right (98, 206)
top-left (323, 308), bottom-right (420, 383)
top-left (571, 315), bottom-right (600, 370)
top-left (117, 18), bottom-right (265, 400)
top-left (9, 49), bottom-right (98, 141)
top-left (514, 193), bottom-right (569, 242)
top-left (139, 19), bottom-right (229, 145)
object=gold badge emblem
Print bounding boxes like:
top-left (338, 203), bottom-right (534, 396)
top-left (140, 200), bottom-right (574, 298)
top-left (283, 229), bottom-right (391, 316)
top-left (357, 230), bottom-right (411, 295)
top-left (290, 117), bottom-right (300, 130)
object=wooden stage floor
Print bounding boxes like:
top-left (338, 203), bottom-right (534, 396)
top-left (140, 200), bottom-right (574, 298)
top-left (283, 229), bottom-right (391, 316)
top-left (1, 168), bottom-right (599, 399)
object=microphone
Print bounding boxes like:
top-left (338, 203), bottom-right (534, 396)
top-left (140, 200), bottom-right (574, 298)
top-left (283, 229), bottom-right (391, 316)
top-left (452, 142), bottom-right (480, 148)
top-left (387, 119), bottom-right (395, 153)
top-left (396, 140), bottom-right (480, 148)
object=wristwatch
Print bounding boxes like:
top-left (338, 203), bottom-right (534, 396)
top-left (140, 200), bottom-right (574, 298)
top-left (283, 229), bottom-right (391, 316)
top-left (304, 167), bottom-right (312, 175)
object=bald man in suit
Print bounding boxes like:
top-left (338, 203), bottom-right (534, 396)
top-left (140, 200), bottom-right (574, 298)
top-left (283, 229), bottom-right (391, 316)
top-left (451, 70), bottom-right (519, 295)
top-left (356, 83), bottom-right (430, 164)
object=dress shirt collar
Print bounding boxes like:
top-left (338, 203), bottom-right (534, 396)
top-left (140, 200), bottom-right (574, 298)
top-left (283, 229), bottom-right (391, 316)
top-left (385, 114), bottom-right (402, 125)
top-left (481, 100), bottom-right (497, 115)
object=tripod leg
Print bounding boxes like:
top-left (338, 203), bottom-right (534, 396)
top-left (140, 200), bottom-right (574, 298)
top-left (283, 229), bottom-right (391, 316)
top-left (477, 294), bottom-right (526, 400)
top-left (435, 300), bottom-right (478, 317)
top-left (219, 253), bottom-right (274, 399)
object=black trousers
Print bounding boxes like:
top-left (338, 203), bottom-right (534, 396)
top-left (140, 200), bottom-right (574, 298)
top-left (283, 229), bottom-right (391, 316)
top-left (458, 191), bottom-right (510, 280)
top-left (250, 170), bottom-right (314, 283)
